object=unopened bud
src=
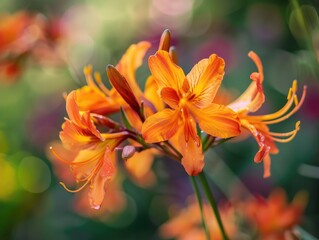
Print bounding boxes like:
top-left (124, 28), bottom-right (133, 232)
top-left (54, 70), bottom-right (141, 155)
top-left (158, 29), bottom-right (171, 51)
top-left (122, 145), bottom-right (136, 160)
top-left (169, 46), bottom-right (178, 64)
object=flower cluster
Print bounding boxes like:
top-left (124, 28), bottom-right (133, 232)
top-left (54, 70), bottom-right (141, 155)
top-left (50, 30), bottom-right (306, 209)
top-left (0, 11), bottom-right (66, 81)
top-left (159, 189), bottom-right (307, 240)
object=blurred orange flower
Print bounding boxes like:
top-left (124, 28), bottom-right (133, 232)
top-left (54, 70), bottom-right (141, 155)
top-left (159, 198), bottom-right (237, 240)
top-left (0, 11), bottom-right (68, 81)
top-left (160, 189), bottom-right (307, 240)
top-left (239, 189), bottom-right (307, 239)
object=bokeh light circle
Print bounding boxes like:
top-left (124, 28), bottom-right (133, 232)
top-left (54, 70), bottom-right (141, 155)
top-left (0, 157), bottom-right (17, 200)
top-left (17, 156), bottom-right (51, 193)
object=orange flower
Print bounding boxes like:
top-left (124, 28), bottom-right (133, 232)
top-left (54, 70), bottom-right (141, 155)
top-left (50, 91), bottom-right (128, 209)
top-left (241, 189), bottom-right (307, 239)
top-left (159, 198), bottom-right (237, 240)
top-left (142, 50), bottom-right (241, 175)
top-left (0, 12), bottom-right (31, 52)
top-left (228, 51), bottom-right (307, 177)
top-left (48, 142), bottom-right (127, 218)
top-left (75, 41), bottom-right (151, 115)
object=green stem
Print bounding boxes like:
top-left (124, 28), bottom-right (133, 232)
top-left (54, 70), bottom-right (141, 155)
top-left (198, 172), bottom-right (229, 240)
top-left (190, 176), bottom-right (210, 240)
top-left (291, 0), bottom-right (312, 49)
top-left (164, 141), bottom-right (183, 159)
top-left (203, 136), bottom-right (216, 152)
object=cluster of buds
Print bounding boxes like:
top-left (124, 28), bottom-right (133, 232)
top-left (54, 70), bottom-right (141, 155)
top-left (0, 11), bottom-right (66, 81)
top-left (50, 30), bottom-right (306, 209)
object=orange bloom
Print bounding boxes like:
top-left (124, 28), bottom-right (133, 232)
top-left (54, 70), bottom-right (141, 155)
top-left (0, 12), bottom-right (31, 52)
top-left (159, 198), bottom-right (237, 240)
top-left (48, 142), bottom-right (127, 218)
top-left (241, 189), bottom-right (307, 239)
top-left (228, 51), bottom-right (307, 177)
top-left (75, 41), bottom-right (151, 115)
top-left (74, 41), bottom-right (164, 187)
top-left (50, 91), bottom-right (128, 209)
top-left (142, 50), bottom-right (240, 175)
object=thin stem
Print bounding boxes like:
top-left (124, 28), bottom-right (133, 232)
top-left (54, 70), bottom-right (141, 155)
top-left (164, 141), bottom-right (183, 159)
top-left (127, 132), bottom-right (181, 162)
top-left (190, 176), bottom-right (210, 240)
top-left (203, 136), bottom-right (216, 152)
top-left (198, 172), bottom-right (229, 240)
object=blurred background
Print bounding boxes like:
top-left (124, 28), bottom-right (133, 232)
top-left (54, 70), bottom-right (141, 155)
top-left (0, 0), bottom-right (319, 239)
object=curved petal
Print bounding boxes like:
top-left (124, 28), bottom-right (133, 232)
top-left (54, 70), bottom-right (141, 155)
top-left (142, 109), bottom-right (181, 143)
top-left (143, 75), bottom-right (164, 112)
top-left (148, 50), bottom-right (185, 92)
top-left (89, 174), bottom-right (108, 210)
top-left (187, 54), bottom-right (225, 108)
top-left (240, 119), bottom-right (278, 178)
top-left (116, 41), bottom-right (151, 98)
top-left (88, 149), bottom-right (116, 209)
top-left (263, 154), bottom-right (271, 178)
top-left (177, 127), bottom-right (204, 176)
top-left (76, 85), bottom-right (119, 115)
top-left (161, 87), bottom-right (180, 109)
top-left (66, 91), bottom-right (82, 124)
top-left (59, 119), bottom-right (101, 148)
top-left (228, 51), bottom-right (265, 113)
top-left (191, 103), bottom-right (241, 138)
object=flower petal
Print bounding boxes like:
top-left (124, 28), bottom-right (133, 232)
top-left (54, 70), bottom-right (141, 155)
top-left (263, 154), bottom-right (271, 178)
top-left (66, 91), bottom-right (82, 124)
top-left (88, 149), bottom-right (116, 210)
top-left (228, 51), bottom-right (265, 113)
top-left (191, 103), bottom-right (241, 138)
top-left (89, 174), bottom-right (108, 210)
top-left (142, 109), bottom-right (181, 143)
top-left (116, 41), bottom-right (151, 98)
top-left (148, 50), bottom-right (185, 92)
top-left (143, 76), bottom-right (165, 112)
top-left (176, 128), bottom-right (204, 176)
top-left (161, 87), bottom-right (180, 109)
top-left (187, 54), bottom-right (225, 108)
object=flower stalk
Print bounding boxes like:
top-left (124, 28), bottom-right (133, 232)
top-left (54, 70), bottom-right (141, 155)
top-left (191, 176), bottom-right (210, 240)
top-left (199, 172), bottom-right (229, 240)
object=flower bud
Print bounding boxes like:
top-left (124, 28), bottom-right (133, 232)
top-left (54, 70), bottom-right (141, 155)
top-left (122, 145), bottom-right (136, 160)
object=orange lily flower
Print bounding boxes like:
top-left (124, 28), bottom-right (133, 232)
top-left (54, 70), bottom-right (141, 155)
top-left (75, 41), bottom-right (151, 115)
top-left (50, 91), bottom-right (128, 209)
top-left (241, 189), bottom-right (307, 239)
top-left (142, 50), bottom-right (241, 175)
top-left (228, 51), bottom-right (307, 177)
top-left (159, 198), bottom-right (237, 240)
top-left (47, 141), bottom-right (127, 217)
top-left (0, 12), bottom-right (31, 52)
